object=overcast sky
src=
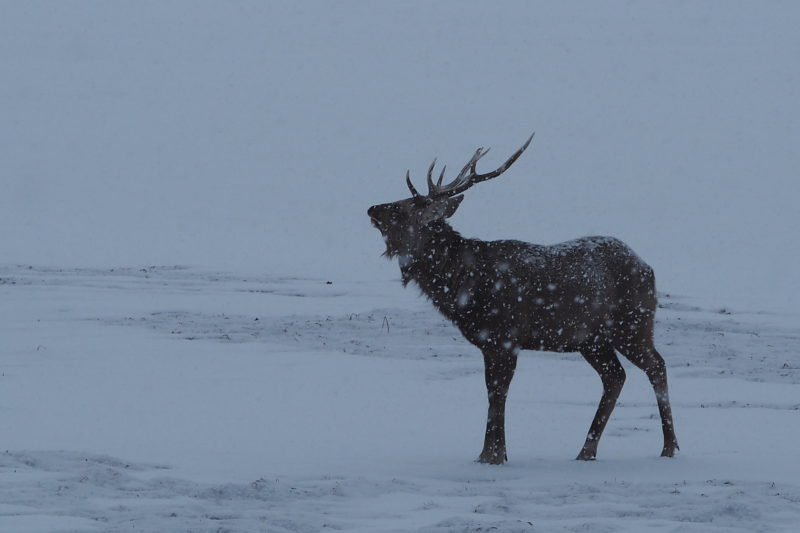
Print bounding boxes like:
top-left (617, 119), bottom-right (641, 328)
top-left (1, 1), bottom-right (798, 312)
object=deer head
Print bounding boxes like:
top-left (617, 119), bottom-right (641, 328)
top-left (368, 134), bottom-right (534, 259)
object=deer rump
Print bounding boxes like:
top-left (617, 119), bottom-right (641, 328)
top-left (404, 234), bottom-right (656, 354)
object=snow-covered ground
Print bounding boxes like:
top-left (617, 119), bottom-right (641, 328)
top-left (1, 265), bottom-right (798, 532)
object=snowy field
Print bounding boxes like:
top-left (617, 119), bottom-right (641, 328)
top-left (1, 265), bottom-right (799, 532)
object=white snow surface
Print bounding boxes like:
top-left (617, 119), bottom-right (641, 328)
top-left (1, 265), bottom-right (799, 532)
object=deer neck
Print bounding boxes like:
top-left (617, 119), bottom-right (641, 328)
top-left (399, 221), bottom-right (474, 318)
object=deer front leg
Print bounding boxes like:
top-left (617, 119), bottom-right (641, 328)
top-left (478, 349), bottom-right (517, 465)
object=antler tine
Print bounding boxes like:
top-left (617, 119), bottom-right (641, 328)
top-left (426, 158), bottom-right (437, 195)
top-left (455, 147), bottom-right (485, 183)
top-left (476, 133), bottom-right (533, 181)
top-left (437, 165), bottom-right (446, 187)
top-left (406, 170), bottom-right (421, 197)
top-left (461, 147), bottom-right (491, 181)
top-left (435, 133), bottom-right (534, 197)
top-left (433, 147), bottom-right (489, 195)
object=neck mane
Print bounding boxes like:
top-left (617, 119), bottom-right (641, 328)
top-left (399, 221), bottom-right (476, 322)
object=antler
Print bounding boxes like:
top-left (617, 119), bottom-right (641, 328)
top-left (406, 134), bottom-right (534, 199)
top-left (431, 133), bottom-right (534, 197)
top-left (405, 170), bottom-right (421, 197)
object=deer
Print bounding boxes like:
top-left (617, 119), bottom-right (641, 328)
top-left (367, 134), bottom-right (679, 464)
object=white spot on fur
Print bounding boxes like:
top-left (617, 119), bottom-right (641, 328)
top-left (457, 291), bottom-right (470, 307)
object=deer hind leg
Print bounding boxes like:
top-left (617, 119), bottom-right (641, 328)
top-left (616, 340), bottom-right (679, 457)
top-left (577, 342), bottom-right (626, 461)
top-left (478, 349), bottom-right (517, 465)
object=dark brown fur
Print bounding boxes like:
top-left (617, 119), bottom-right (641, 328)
top-left (368, 149), bottom-right (678, 464)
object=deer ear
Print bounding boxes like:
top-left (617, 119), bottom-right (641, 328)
top-left (442, 195), bottom-right (464, 219)
top-left (419, 195), bottom-right (464, 224)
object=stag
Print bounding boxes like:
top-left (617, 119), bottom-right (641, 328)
top-left (367, 135), bottom-right (679, 464)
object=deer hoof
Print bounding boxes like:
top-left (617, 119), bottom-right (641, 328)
top-left (477, 452), bottom-right (507, 465)
top-left (576, 449), bottom-right (596, 461)
top-left (660, 447), bottom-right (677, 458)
